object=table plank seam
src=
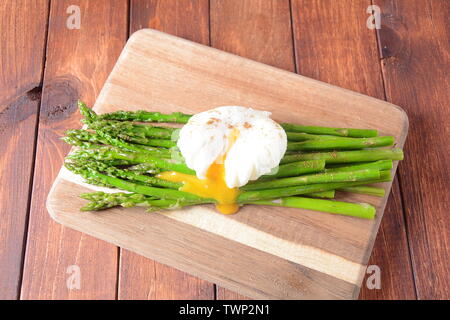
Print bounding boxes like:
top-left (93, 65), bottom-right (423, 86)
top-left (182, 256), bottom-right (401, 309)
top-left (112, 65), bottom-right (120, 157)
top-left (394, 172), bottom-right (418, 299)
top-left (288, 0), bottom-right (299, 74)
top-left (16, 0), bottom-right (51, 300)
top-left (115, 0), bottom-right (131, 301)
top-left (371, 6), bottom-right (419, 298)
top-left (207, 0), bottom-right (219, 301)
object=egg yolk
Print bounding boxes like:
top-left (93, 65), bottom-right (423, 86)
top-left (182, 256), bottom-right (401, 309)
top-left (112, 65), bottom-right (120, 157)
top-left (157, 128), bottom-right (241, 214)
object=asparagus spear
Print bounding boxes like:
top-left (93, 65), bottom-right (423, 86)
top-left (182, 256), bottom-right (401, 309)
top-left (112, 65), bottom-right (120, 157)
top-left (77, 159), bottom-right (183, 189)
top-left (281, 148), bottom-right (404, 164)
top-left (287, 136), bottom-right (394, 151)
top-left (66, 129), bottom-right (171, 156)
top-left (337, 186), bottom-right (385, 197)
top-left (304, 191), bottom-right (335, 199)
top-left (325, 160), bottom-right (393, 172)
top-left (79, 102), bottom-right (380, 139)
top-left (95, 129), bottom-right (168, 154)
top-left (79, 192), bottom-right (203, 211)
top-left (78, 101), bottom-right (98, 124)
top-left (65, 162), bottom-right (208, 202)
top-left (128, 138), bottom-right (177, 148)
top-left (127, 163), bottom-right (160, 174)
top-left (65, 129), bottom-right (109, 145)
top-left (62, 136), bottom-right (101, 149)
top-left (97, 110), bottom-right (192, 123)
top-left (80, 192), bottom-right (153, 211)
top-left (247, 197), bottom-right (375, 219)
top-left (242, 169), bottom-right (381, 191)
top-left (261, 160), bottom-right (325, 179)
top-left (79, 119), bottom-right (378, 147)
top-left (88, 119), bottom-right (176, 139)
top-left (80, 191), bottom-right (372, 218)
top-left (102, 129), bottom-right (178, 148)
top-left (280, 123), bottom-right (378, 138)
top-left (102, 159), bottom-right (139, 166)
top-left (237, 172), bottom-right (391, 202)
top-left (286, 132), bottom-right (333, 142)
top-left (109, 124), bottom-right (394, 151)
top-left (88, 104), bottom-right (378, 139)
top-left (68, 148), bottom-right (194, 174)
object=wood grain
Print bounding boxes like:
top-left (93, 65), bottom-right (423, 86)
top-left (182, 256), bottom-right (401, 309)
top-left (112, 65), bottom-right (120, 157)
top-left (130, 0), bottom-right (209, 44)
top-left (119, 0), bottom-right (214, 300)
top-left (0, 0), bottom-right (48, 105)
top-left (210, 0), bottom-right (295, 71)
top-left (0, 0), bottom-right (49, 299)
top-left (210, 0), bottom-right (295, 300)
top-left (20, 0), bottom-right (128, 299)
top-left (291, 0), bottom-right (416, 300)
top-left (47, 29), bottom-right (408, 299)
top-left (375, 0), bottom-right (450, 299)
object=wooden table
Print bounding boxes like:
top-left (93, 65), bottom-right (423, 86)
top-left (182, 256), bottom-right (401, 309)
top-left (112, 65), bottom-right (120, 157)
top-left (0, 0), bottom-right (448, 300)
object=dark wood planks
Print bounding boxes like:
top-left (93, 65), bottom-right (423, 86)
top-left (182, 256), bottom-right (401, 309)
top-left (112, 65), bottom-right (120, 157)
top-left (20, 0), bottom-right (128, 299)
top-left (0, 0), bottom-right (49, 300)
top-left (291, 0), bottom-right (416, 299)
top-left (375, 0), bottom-right (449, 299)
top-left (118, 0), bottom-right (214, 300)
top-left (210, 0), bottom-right (295, 71)
top-left (0, 0), bottom-right (48, 104)
top-left (131, 0), bottom-right (209, 45)
top-left (6, 0), bottom-right (443, 300)
top-left (210, 0), bottom-right (295, 300)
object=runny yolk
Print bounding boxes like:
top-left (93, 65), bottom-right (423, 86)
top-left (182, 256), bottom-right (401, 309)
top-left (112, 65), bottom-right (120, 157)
top-left (157, 128), bottom-right (241, 214)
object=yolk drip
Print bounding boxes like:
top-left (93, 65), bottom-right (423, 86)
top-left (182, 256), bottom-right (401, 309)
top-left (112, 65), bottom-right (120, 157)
top-left (157, 128), bottom-right (241, 214)
top-left (157, 162), bottom-right (240, 214)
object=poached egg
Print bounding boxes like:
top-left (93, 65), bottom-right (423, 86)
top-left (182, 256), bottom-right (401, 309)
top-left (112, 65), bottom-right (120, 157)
top-left (157, 106), bottom-right (287, 214)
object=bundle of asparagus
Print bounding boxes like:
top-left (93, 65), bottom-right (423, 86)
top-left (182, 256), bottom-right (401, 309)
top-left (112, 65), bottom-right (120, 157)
top-left (63, 101), bottom-right (404, 219)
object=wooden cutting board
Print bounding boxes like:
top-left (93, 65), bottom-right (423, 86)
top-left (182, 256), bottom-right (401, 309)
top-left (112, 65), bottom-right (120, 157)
top-left (47, 29), bottom-right (408, 300)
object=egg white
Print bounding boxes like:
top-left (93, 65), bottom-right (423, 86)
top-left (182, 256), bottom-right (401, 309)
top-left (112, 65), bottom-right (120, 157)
top-left (177, 106), bottom-right (287, 188)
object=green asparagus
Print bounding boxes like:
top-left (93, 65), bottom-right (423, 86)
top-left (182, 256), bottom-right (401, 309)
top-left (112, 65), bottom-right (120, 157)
top-left (80, 192), bottom-right (205, 211)
top-left (287, 136), bottom-right (394, 151)
top-left (97, 109), bottom-right (192, 123)
top-left (325, 160), bottom-right (393, 172)
top-left (64, 101), bottom-right (405, 219)
top-left (88, 119), bottom-right (176, 139)
top-left (237, 173), bottom-right (391, 202)
top-left (247, 197), bottom-right (375, 219)
top-left (337, 186), bottom-right (385, 197)
top-left (242, 169), bottom-right (381, 191)
top-left (261, 160), bottom-right (325, 179)
top-left (286, 132), bottom-right (334, 141)
top-left (77, 159), bottom-right (182, 189)
top-left (281, 148), bottom-right (404, 164)
top-left (68, 147), bottom-right (193, 174)
top-left (281, 123), bottom-right (378, 138)
top-left (303, 191), bottom-right (335, 199)
top-left (78, 101), bottom-right (98, 124)
top-left (65, 162), bottom-right (209, 202)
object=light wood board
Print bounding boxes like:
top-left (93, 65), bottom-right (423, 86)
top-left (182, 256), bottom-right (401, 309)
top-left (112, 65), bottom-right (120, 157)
top-left (47, 29), bottom-right (408, 300)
